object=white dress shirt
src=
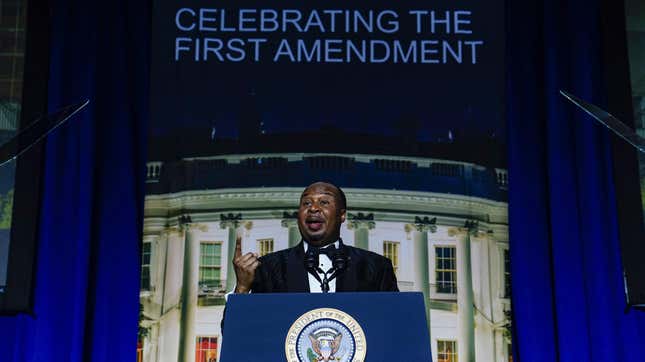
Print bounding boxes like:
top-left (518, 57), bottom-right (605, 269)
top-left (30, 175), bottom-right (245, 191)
top-left (304, 240), bottom-right (339, 293)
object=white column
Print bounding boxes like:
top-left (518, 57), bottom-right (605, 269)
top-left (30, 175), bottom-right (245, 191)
top-left (281, 215), bottom-right (300, 248)
top-left (407, 217), bottom-right (436, 343)
top-left (482, 233), bottom-right (497, 362)
top-left (178, 220), bottom-right (206, 362)
top-left (152, 231), bottom-right (165, 308)
top-left (453, 221), bottom-right (476, 362)
top-left (157, 227), bottom-right (183, 362)
top-left (347, 213), bottom-right (375, 250)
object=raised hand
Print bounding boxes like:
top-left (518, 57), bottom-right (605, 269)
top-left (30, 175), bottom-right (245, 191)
top-left (232, 236), bottom-right (260, 293)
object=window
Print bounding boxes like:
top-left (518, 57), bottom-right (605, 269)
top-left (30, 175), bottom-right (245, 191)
top-left (437, 340), bottom-right (458, 362)
top-left (257, 238), bottom-right (274, 257)
top-left (141, 242), bottom-right (151, 291)
top-left (383, 241), bottom-right (399, 275)
top-left (435, 246), bottom-right (457, 294)
top-left (199, 242), bottom-right (222, 289)
top-left (136, 339), bottom-right (143, 362)
top-left (504, 249), bottom-right (511, 298)
top-left (195, 336), bottom-right (218, 362)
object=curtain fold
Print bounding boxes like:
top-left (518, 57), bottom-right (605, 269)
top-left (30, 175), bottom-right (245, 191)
top-left (0, 0), bottom-right (149, 361)
top-left (508, 0), bottom-right (645, 361)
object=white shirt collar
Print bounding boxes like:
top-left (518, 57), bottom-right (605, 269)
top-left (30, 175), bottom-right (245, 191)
top-left (303, 240), bottom-right (340, 252)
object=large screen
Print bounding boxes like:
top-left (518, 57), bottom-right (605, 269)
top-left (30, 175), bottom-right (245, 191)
top-left (0, 0), bottom-right (26, 296)
top-left (0, 117), bottom-right (17, 293)
top-left (149, 1), bottom-right (505, 165)
top-left (625, 0), bottom-right (645, 226)
top-left (0, 0), bottom-right (52, 314)
top-left (622, 0), bottom-right (645, 308)
top-left (140, 1), bottom-right (510, 361)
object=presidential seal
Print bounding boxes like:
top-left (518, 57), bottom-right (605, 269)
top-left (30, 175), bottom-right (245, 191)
top-left (285, 308), bottom-right (367, 362)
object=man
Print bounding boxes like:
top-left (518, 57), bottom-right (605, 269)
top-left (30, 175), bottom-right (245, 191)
top-left (232, 181), bottom-right (399, 293)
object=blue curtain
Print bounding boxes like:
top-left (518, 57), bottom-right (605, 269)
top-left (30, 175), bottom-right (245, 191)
top-left (0, 0), bottom-right (149, 361)
top-left (507, 0), bottom-right (645, 361)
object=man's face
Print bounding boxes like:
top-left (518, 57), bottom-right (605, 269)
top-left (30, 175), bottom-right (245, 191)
top-left (297, 183), bottom-right (346, 247)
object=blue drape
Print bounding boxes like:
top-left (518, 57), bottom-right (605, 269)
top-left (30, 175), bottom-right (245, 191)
top-left (507, 0), bottom-right (645, 361)
top-left (0, 0), bottom-right (149, 361)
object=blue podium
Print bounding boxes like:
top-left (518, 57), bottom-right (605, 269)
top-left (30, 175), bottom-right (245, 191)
top-left (220, 292), bottom-right (432, 362)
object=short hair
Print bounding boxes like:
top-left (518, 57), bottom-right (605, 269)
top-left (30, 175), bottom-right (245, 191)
top-left (301, 182), bottom-right (347, 210)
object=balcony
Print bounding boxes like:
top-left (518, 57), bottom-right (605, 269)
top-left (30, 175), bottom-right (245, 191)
top-left (197, 281), bottom-right (226, 307)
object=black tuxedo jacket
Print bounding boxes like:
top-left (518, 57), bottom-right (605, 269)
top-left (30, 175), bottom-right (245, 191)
top-left (221, 240), bottom-right (398, 332)
top-left (250, 241), bottom-right (399, 293)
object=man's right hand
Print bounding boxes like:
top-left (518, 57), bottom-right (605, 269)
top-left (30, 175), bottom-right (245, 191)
top-left (232, 236), bottom-right (260, 293)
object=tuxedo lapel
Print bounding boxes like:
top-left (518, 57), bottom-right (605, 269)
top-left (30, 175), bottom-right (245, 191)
top-left (336, 240), bottom-right (358, 292)
top-left (286, 241), bottom-right (309, 292)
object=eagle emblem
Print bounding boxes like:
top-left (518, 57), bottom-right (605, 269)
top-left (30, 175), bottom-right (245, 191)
top-left (308, 328), bottom-right (343, 362)
top-left (285, 308), bottom-right (365, 362)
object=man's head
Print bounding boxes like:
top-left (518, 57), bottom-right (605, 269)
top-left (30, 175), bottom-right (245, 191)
top-left (297, 181), bottom-right (347, 247)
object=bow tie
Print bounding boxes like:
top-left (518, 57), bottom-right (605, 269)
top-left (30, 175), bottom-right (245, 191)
top-left (315, 246), bottom-right (337, 258)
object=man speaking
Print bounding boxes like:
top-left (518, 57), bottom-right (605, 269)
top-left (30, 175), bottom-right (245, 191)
top-left (232, 181), bottom-right (399, 293)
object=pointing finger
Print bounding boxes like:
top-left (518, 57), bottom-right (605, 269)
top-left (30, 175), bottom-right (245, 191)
top-left (234, 236), bottom-right (242, 258)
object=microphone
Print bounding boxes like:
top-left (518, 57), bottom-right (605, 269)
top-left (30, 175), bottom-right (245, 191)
top-left (331, 248), bottom-right (348, 272)
top-left (303, 245), bottom-right (349, 293)
top-left (304, 247), bottom-right (319, 271)
top-left (304, 247), bottom-right (327, 292)
top-left (327, 248), bottom-right (348, 282)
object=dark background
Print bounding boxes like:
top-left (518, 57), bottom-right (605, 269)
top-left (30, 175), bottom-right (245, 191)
top-left (149, 0), bottom-right (506, 166)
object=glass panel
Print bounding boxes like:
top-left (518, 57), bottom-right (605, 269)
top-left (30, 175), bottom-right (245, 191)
top-left (141, 266), bottom-right (150, 290)
top-left (504, 249), bottom-right (511, 298)
top-left (0, 0), bottom-right (27, 290)
top-left (195, 336), bottom-right (218, 362)
top-left (203, 256), bottom-right (216, 266)
top-left (624, 0), bottom-right (645, 227)
top-left (140, 242), bottom-right (151, 290)
top-left (257, 238), bottom-right (274, 256)
top-left (437, 340), bottom-right (458, 362)
top-left (436, 247), bottom-right (457, 293)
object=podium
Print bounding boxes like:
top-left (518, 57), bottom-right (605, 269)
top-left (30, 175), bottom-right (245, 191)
top-left (220, 292), bottom-right (432, 362)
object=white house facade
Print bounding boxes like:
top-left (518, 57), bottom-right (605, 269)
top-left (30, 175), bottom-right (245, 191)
top-left (139, 153), bottom-right (511, 362)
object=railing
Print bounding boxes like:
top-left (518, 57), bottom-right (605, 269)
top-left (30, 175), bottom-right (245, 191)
top-left (145, 154), bottom-right (509, 200)
top-left (198, 282), bottom-right (226, 306)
